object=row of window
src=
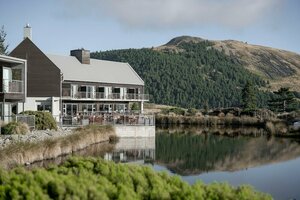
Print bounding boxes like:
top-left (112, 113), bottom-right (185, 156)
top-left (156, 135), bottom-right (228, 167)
top-left (63, 84), bottom-right (140, 93)
top-left (63, 103), bottom-right (129, 116)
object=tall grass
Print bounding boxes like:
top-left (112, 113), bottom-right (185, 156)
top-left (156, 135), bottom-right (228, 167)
top-left (156, 114), bottom-right (265, 127)
top-left (0, 125), bottom-right (115, 168)
top-left (1, 122), bottom-right (29, 135)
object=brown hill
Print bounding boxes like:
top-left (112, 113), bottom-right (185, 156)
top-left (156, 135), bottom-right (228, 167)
top-left (155, 36), bottom-right (300, 91)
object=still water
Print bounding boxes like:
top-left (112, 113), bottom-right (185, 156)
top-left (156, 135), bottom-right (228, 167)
top-left (153, 129), bottom-right (300, 200)
top-left (34, 127), bottom-right (300, 200)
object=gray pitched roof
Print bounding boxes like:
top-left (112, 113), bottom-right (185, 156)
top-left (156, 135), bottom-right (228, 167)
top-left (46, 54), bottom-right (144, 86)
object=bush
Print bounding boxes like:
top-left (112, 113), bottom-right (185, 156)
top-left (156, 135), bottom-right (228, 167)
top-left (187, 108), bottom-right (198, 116)
top-left (0, 157), bottom-right (272, 200)
top-left (1, 122), bottom-right (29, 135)
top-left (130, 102), bottom-right (140, 111)
top-left (169, 107), bottom-right (186, 115)
top-left (21, 111), bottom-right (57, 130)
top-left (160, 107), bottom-right (186, 116)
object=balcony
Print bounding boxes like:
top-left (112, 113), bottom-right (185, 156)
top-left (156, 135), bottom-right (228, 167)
top-left (62, 88), bottom-right (149, 101)
top-left (2, 80), bottom-right (23, 93)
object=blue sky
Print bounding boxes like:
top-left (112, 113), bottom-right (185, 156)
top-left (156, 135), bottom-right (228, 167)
top-left (1, 0), bottom-right (299, 55)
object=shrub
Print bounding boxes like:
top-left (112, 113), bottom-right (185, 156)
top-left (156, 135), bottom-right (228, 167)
top-left (0, 157), bottom-right (272, 200)
top-left (21, 111), bottom-right (57, 130)
top-left (1, 121), bottom-right (29, 135)
top-left (169, 107), bottom-right (186, 115)
top-left (130, 102), bottom-right (140, 111)
top-left (187, 108), bottom-right (198, 116)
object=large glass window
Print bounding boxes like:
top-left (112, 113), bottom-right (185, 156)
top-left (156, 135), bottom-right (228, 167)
top-left (37, 101), bottom-right (52, 112)
top-left (79, 85), bottom-right (95, 98)
top-left (64, 103), bottom-right (78, 116)
top-left (100, 104), bottom-right (112, 112)
top-left (82, 104), bottom-right (95, 114)
top-left (97, 87), bottom-right (104, 93)
top-left (3, 67), bottom-right (12, 93)
top-left (127, 88), bottom-right (135, 94)
top-left (97, 87), bottom-right (105, 99)
top-left (115, 104), bottom-right (125, 113)
top-left (113, 88), bottom-right (120, 93)
top-left (71, 85), bottom-right (78, 98)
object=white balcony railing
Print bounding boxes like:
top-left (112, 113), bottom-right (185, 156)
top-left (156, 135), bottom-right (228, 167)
top-left (62, 89), bottom-right (149, 101)
top-left (2, 79), bottom-right (23, 93)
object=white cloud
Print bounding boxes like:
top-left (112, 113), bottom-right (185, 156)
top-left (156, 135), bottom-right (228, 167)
top-left (61, 0), bottom-right (283, 29)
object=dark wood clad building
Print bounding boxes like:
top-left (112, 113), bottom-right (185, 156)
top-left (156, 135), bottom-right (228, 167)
top-left (10, 38), bottom-right (61, 97)
top-left (9, 32), bottom-right (148, 123)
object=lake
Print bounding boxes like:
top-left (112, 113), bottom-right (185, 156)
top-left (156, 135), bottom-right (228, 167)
top-left (153, 128), bottom-right (300, 200)
top-left (33, 126), bottom-right (300, 200)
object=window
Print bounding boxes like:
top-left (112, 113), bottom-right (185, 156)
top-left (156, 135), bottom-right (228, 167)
top-left (82, 104), bottom-right (95, 114)
top-left (128, 88), bottom-right (135, 94)
top-left (3, 67), bottom-right (12, 93)
top-left (64, 103), bottom-right (78, 116)
top-left (79, 85), bottom-right (95, 98)
top-left (102, 104), bottom-right (111, 112)
top-left (113, 88), bottom-right (120, 93)
top-left (97, 87), bottom-right (104, 93)
top-left (37, 104), bottom-right (52, 112)
top-left (115, 104), bottom-right (125, 113)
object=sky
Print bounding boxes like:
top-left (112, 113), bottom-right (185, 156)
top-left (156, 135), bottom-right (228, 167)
top-left (1, 0), bottom-right (300, 55)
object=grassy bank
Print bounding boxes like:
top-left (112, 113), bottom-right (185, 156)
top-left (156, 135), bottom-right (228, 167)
top-left (157, 125), bottom-right (267, 137)
top-left (152, 106), bottom-right (300, 136)
top-left (0, 157), bottom-right (272, 200)
top-left (0, 125), bottom-right (115, 168)
top-left (156, 114), bottom-right (266, 127)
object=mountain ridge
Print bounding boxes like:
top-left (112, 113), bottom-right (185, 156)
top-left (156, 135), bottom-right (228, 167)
top-left (156, 36), bottom-right (300, 91)
top-left (91, 36), bottom-right (300, 108)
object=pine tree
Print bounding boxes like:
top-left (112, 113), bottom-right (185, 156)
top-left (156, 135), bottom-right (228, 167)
top-left (242, 81), bottom-right (257, 111)
top-left (0, 25), bottom-right (9, 55)
top-left (268, 87), bottom-right (298, 113)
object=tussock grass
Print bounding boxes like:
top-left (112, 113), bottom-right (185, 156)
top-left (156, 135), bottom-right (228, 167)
top-left (1, 122), bottom-right (29, 135)
top-left (156, 114), bottom-right (265, 127)
top-left (0, 125), bottom-right (115, 168)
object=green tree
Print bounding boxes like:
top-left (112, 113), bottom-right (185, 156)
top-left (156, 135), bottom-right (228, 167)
top-left (242, 81), bottom-right (257, 111)
top-left (0, 25), bottom-right (9, 55)
top-left (130, 102), bottom-right (140, 111)
top-left (268, 87), bottom-right (298, 113)
top-left (91, 42), bottom-right (270, 109)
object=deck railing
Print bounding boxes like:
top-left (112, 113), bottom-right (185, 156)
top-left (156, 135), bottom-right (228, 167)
top-left (62, 112), bottom-right (155, 126)
top-left (62, 88), bottom-right (149, 101)
top-left (2, 79), bottom-right (23, 93)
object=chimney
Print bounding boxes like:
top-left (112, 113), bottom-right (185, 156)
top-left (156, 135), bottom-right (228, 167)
top-left (70, 48), bottom-right (90, 64)
top-left (23, 23), bottom-right (32, 40)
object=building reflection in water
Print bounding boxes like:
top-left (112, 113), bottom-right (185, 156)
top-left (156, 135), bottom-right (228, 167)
top-left (104, 137), bottom-right (156, 164)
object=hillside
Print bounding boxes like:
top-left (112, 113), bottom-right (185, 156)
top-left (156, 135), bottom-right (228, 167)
top-left (91, 36), bottom-right (300, 109)
top-left (157, 36), bottom-right (300, 91)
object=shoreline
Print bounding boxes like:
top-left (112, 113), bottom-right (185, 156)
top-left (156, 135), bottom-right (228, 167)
top-left (0, 128), bottom-right (75, 150)
top-left (0, 125), bottom-right (115, 168)
top-left (155, 114), bottom-right (300, 136)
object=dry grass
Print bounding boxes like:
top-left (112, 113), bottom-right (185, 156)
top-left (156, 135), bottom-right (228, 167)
top-left (156, 114), bottom-right (264, 127)
top-left (0, 125), bottom-right (115, 169)
top-left (212, 39), bottom-right (300, 91)
top-left (265, 121), bottom-right (276, 134)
